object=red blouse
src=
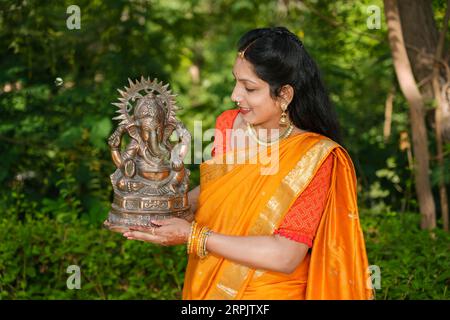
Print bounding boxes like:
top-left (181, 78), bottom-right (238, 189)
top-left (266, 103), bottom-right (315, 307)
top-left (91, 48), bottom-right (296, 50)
top-left (211, 109), bottom-right (334, 247)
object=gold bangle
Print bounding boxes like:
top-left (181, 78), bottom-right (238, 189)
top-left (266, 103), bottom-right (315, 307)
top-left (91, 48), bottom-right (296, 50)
top-left (188, 222), bottom-right (213, 259)
top-left (201, 228), bottom-right (209, 258)
top-left (196, 226), bottom-right (206, 258)
top-left (202, 230), bottom-right (212, 258)
top-left (198, 227), bottom-right (211, 259)
top-left (191, 222), bottom-right (199, 255)
top-left (203, 230), bottom-right (212, 258)
top-left (187, 221), bottom-right (197, 255)
top-left (198, 227), bottom-right (207, 258)
top-left (193, 224), bottom-right (202, 256)
top-left (186, 221), bottom-right (193, 254)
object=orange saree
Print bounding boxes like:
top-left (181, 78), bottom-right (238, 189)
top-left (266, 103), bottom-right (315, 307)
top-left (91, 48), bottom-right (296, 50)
top-left (182, 132), bottom-right (373, 300)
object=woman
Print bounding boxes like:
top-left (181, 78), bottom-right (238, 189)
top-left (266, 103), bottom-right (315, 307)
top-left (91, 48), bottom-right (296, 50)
top-left (123, 27), bottom-right (373, 300)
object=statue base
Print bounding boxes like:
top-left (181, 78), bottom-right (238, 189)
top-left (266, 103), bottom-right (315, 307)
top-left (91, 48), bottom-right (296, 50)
top-left (104, 192), bottom-right (191, 234)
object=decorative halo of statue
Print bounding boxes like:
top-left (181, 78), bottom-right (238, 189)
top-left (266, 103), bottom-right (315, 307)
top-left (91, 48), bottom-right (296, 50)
top-left (104, 77), bottom-right (191, 233)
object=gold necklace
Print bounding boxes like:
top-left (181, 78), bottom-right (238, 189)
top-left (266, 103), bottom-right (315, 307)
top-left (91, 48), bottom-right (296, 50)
top-left (246, 122), bottom-right (294, 146)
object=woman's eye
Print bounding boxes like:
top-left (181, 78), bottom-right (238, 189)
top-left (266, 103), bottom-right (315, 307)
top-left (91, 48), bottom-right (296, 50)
top-left (246, 88), bottom-right (255, 92)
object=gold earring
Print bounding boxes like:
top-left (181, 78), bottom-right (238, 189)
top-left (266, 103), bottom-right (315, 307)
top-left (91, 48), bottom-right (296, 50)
top-left (279, 104), bottom-right (288, 126)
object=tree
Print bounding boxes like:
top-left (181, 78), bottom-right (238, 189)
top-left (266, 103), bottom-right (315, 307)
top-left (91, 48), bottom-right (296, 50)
top-left (384, 0), bottom-right (436, 229)
top-left (386, 0), bottom-right (450, 230)
top-left (431, 0), bottom-right (450, 231)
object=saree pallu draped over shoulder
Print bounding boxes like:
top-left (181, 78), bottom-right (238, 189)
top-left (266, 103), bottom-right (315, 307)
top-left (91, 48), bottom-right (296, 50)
top-left (182, 132), bottom-right (373, 300)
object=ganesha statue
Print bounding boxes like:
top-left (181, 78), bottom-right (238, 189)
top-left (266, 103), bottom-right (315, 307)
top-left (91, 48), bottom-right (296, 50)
top-left (104, 77), bottom-right (191, 233)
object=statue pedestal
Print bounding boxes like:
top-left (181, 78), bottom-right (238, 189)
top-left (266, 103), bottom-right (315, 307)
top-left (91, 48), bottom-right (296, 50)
top-left (105, 189), bottom-right (191, 233)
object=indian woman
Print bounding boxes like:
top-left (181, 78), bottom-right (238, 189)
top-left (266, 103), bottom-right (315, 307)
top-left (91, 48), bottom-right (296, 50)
top-left (123, 26), bottom-right (373, 300)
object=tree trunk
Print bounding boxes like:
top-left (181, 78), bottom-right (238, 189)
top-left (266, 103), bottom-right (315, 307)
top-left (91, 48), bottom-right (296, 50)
top-left (397, 0), bottom-right (450, 142)
top-left (432, 0), bottom-right (450, 231)
top-left (384, 0), bottom-right (437, 229)
top-left (384, 87), bottom-right (395, 142)
top-left (397, 0), bottom-right (439, 101)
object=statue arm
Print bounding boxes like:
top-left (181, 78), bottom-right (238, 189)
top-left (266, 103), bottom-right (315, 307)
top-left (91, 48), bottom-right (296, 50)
top-left (170, 121), bottom-right (191, 169)
top-left (109, 126), bottom-right (140, 169)
top-left (109, 125), bottom-right (127, 168)
top-left (122, 140), bottom-right (139, 161)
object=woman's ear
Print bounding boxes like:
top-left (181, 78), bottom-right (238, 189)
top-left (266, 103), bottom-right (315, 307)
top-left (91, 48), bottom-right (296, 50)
top-left (279, 85), bottom-right (294, 106)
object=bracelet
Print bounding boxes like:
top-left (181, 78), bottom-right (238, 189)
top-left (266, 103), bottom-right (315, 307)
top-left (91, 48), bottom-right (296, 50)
top-left (186, 220), bottom-right (212, 259)
top-left (186, 221), bottom-right (198, 255)
top-left (186, 222), bottom-right (193, 254)
top-left (197, 226), bottom-right (211, 259)
top-left (191, 222), bottom-right (199, 255)
top-left (196, 226), bottom-right (207, 258)
top-left (200, 230), bottom-right (212, 259)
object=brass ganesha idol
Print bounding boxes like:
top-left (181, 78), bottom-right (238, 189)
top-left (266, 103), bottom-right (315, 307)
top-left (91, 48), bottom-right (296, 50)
top-left (104, 77), bottom-right (191, 233)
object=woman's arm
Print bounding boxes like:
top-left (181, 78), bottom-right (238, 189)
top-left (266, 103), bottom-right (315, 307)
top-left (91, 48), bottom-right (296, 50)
top-left (206, 233), bottom-right (309, 274)
top-left (124, 217), bottom-right (309, 275)
top-left (185, 185), bottom-right (200, 222)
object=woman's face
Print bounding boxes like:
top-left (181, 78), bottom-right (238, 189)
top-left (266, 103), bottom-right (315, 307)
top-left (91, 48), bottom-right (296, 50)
top-left (230, 57), bottom-right (282, 129)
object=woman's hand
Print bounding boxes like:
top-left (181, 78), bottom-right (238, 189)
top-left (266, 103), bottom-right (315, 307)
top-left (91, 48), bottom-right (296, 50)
top-left (123, 218), bottom-right (191, 246)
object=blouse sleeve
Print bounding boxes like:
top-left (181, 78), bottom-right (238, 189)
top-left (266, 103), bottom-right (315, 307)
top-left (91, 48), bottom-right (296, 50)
top-left (274, 152), bottom-right (334, 248)
top-left (211, 109), bottom-right (240, 157)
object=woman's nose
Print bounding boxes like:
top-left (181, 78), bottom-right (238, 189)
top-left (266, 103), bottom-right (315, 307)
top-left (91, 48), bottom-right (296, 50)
top-left (230, 86), bottom-right (237, 102)
top-left (230, 85), bottom-right (242, 103)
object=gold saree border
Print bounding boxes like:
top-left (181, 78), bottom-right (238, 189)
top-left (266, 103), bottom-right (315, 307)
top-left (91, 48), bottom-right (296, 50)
top-left (207, 139), bottom-right (338, 299)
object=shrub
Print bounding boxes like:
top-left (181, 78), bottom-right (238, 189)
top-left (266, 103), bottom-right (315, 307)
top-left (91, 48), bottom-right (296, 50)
top-left (0, 213), bottom-right (187, 299)
top-left (362, 209), bottom-right (450, 300)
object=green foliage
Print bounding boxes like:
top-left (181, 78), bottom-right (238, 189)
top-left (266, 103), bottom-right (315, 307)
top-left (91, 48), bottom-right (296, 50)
top-left (362, 209), bottom-right (450, 300)
top-left (1, 198), bottom-right (448, 300)
top-left (0, 208), bottom-right (187, 299)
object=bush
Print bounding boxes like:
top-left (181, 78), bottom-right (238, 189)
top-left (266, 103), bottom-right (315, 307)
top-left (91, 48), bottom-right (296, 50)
top-left (1, 192), bottom-right (448, 300)
top-left (0, 212), bottom-right (187, 299)
top-left (362, 209), bottom-right (450, 300)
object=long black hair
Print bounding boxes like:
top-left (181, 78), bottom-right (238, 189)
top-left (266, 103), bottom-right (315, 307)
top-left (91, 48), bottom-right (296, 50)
top-left (237, 27), bottom-right (343, 145)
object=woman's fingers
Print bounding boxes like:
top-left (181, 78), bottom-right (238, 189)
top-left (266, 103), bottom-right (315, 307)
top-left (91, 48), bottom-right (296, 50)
top-left (150, 219), bottom-right (167, 227)
top-left (124, 231), bottom-right (163, 243)
top-left (129, 225), bottom-right (154, 232)
top-left (127, 218), bottom-right (179, 232)
top-left (128, 225), bottom-right (173, 238)
top-left (151, 217), bottom-right (183, 226)
top-left (122, 218), bottom-right (188, 246)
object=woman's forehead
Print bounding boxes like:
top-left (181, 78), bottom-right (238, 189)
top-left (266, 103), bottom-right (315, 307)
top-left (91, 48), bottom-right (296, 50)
top-left (232, 58), bottom-right (259, 82)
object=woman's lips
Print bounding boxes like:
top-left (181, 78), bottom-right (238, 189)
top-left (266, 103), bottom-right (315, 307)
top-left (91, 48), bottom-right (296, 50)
top-left (239, 107), bottom-right (251, 115)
